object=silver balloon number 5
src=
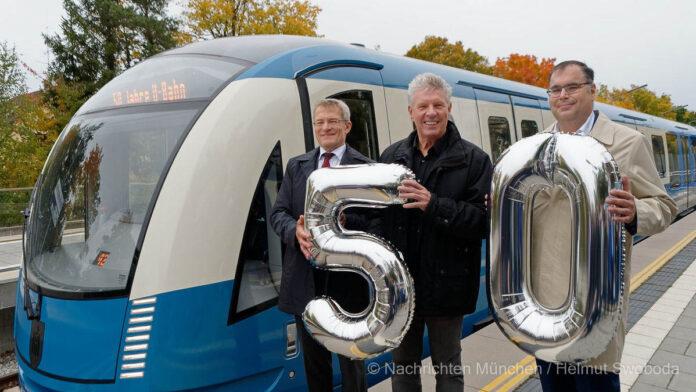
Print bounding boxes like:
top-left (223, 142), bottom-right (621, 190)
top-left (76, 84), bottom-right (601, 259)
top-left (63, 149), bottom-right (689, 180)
top-left (489, 133), bottom-right (626, 363)
top-left (303, 163), bottom-right (416, 359)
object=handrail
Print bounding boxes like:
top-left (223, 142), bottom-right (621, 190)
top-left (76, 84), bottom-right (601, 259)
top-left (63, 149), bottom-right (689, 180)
top-left (0, 187), bottom-right (32, 193)
top-left (0, 264), bottom-right (20, 273)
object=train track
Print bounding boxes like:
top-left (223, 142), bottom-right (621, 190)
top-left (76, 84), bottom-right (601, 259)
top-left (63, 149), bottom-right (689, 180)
top-left (0, 371), bottom-right (18, 390)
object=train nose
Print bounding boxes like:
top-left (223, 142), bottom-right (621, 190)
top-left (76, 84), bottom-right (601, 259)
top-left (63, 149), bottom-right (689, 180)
top-left (15, 277), bottom-right (129, 382)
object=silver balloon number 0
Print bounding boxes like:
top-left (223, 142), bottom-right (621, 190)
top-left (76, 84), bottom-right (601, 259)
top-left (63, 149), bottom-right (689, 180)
top-left (489, 133), bottom-right (626, 363)
top-left (303, 163), bottom-right (416, 359)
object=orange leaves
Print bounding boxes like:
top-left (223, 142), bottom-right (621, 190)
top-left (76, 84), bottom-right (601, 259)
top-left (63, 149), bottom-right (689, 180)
top-left (492, 54), bottom-right (556, 88)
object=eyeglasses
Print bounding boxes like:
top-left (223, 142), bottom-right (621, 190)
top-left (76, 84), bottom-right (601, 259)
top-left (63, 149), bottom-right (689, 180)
top-left (313, 119), bottom-right (348, 127)
top-left (547, 82), bottom-right (592, 97)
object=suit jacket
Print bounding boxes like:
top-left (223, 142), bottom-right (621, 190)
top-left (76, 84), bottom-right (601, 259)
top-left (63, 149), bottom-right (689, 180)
top-left (270, 145), bottom-right (373, 315)
top-left (532, 111), bottom-right (677, 370)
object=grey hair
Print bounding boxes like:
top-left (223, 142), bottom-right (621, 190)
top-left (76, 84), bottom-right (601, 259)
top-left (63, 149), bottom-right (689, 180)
top-left (407, 73), bottom-right (453, 106)
top-left (314, 98), bottom-right (351, 121)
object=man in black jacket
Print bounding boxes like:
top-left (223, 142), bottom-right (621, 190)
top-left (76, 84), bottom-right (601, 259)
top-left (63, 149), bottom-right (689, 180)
top-left (380, 73), bottom-right (492, 391)
top-left (270, 98), bottom-right (371, 392)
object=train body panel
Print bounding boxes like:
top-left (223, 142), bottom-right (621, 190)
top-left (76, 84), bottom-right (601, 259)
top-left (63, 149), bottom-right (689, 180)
top-left (15, 35), bottom-right (696, 391)
top-left (130, 77), bottom-right (304, 300)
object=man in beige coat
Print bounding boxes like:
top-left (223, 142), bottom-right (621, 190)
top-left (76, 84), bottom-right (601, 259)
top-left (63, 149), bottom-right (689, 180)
top-left (531, 60), bottom-right (677, 391)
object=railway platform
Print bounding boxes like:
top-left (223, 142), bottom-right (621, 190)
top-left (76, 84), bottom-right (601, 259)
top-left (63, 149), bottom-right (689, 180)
top-left (369, 210), bottom-right (696, 392)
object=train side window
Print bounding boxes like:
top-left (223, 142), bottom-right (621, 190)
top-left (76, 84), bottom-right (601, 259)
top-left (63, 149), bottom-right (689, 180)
top-left (651, 135), bottom-right (667, 178)
top-left (666, 133), bottom-right (680, 188)
top-left (488, 116), bottom-right (511, 162)
top-left (228, 141), bottom-right (284, 323)
top-left (681, 137), bottom-right (691, 185)
top-left (329, 90), bottom-right (379, 160)
top-left (521, 120), bottom-right (539, 138)
top-left (691, 138), bottom-right (696, 182)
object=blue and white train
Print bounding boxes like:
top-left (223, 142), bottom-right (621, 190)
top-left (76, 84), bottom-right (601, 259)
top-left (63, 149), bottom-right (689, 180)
top-left (15, 35), bottom-right (696, 391)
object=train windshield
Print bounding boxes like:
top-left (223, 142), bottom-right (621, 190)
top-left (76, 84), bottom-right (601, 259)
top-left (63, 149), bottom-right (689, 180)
top-left (24, 55), bottom-right (247, 297)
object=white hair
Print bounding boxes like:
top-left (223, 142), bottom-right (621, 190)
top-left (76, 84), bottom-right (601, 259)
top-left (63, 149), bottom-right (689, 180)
top-left (407, 73), bottom-right (453, 106)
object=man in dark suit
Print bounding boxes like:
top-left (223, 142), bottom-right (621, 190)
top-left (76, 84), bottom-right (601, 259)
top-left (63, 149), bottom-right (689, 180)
top-left (270, 98), bottom-right (371, 392)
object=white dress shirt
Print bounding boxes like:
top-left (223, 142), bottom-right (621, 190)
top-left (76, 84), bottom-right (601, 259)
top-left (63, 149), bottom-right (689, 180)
top-left (552, 111), bottom-right (596, 136)
top-left (317, 144), bottom-right (346, 168)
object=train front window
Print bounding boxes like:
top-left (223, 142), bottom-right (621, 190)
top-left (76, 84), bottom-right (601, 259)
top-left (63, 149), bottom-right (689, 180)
top-left (25, 106), bottom-right (200, 295)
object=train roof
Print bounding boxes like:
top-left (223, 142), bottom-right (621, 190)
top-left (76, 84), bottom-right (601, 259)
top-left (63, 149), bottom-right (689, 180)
top-left (161, 36), bottom-right (696, 135)
top-left (158, 35), bottom-right (348, 64)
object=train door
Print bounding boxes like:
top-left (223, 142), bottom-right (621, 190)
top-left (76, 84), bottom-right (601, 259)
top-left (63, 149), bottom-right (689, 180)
top-left (296, 65), bottom-right (390, 386)
top-left (511, 96), bottom-right (545, 139)
top-left (299, 65), bottom-right (389, 160)
top-left (665, 133), bottom-right (686, 210)
top-left (474, 89), bottom-right (515, 163)
top-left (691, 136), bottom-right (696, 209)
top-left (647, 132), bottom-right (669, 186)
top-left (681, 135), bottom-right (693, 208)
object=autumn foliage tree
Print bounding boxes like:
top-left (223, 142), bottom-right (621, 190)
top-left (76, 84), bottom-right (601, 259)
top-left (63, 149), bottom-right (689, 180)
top-left (405, 36), bottom-right (492, 74)
top-left (180, 0), bottom-right (322, 42)
top-left (595, 84), bottom-right (682, 120)
top-left (492, 54), bottom-right (555, 88)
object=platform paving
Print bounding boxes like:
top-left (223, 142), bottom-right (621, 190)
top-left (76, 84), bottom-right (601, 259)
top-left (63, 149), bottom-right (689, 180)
top-left (0, 236), bottom-right (21, 270)
top-left (629, 293), bottom-right (696, 392)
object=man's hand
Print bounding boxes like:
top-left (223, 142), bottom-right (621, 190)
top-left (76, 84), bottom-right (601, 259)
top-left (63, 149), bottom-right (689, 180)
top-left (606, 175), bottom-right (636, 224)
top-left (399, 179), bottom-right (431, 211)
top-left (295, 215), bottom-right (314, 260)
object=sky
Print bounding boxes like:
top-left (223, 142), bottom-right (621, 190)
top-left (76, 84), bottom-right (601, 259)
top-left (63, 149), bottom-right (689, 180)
top-left (2, 0), bottom-right (695, 112)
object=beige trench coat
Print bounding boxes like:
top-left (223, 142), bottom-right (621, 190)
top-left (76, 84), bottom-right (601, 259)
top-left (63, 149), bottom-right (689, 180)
top-left (531, 111), bottom-right (677, 372)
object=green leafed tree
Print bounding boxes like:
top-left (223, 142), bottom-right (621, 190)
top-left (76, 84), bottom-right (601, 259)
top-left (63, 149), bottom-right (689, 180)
top-left (0, 42), bottom-right (27, 103)
top-left (179, 0), bottom-right (322, 43)
top-left (0, 43), bottom-right (57, 195)
top-left (405, 36), bottom-right (492, 75)
top-left (631, 89), bottom-right (676, 120)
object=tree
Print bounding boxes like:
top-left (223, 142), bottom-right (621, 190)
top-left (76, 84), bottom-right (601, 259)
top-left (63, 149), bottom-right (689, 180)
top-left (0, 42), bottom-right (26, 103)
top-left (405, 36), bottom-right (492, 74)
top-left (492, 54), bottom-right (555, 88)
top-left (631, 89), bottom-right (675, 120)
top-left (44, 0), bottom-right (178, 99)
top-left (595, 84), bottom-right (689, 121)
top-left (674, 107), bottom-right (696, 125)
top-left (595, 84), bottom-right (636, 110)
top-left (180, 0), bottom-right (321, 42)
top-left (0, 43), bottom-right (58, 193)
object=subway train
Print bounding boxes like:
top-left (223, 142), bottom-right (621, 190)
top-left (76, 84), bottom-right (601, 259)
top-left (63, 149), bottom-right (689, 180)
top-left (14, 35), bottom-right (696, 391)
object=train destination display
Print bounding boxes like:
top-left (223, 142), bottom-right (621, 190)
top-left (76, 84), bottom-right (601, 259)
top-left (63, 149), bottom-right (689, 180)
top-left (112, 79), bottom-right (187, 106)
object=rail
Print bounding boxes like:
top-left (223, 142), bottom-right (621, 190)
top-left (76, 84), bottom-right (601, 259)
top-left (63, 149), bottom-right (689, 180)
top-left (0, 371), bottom-right (18, 390)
